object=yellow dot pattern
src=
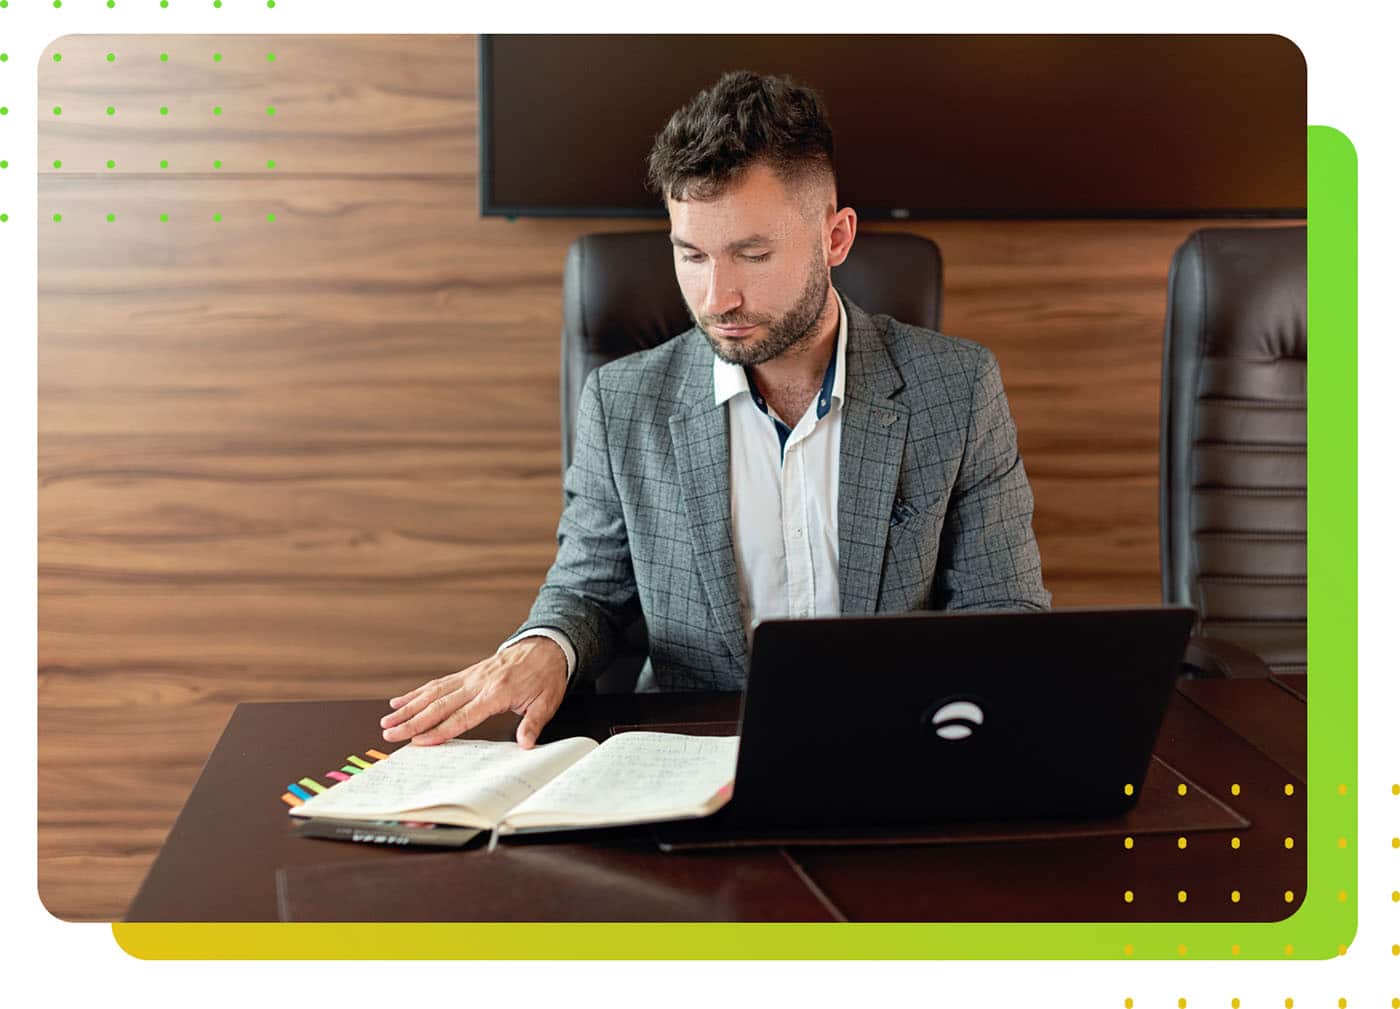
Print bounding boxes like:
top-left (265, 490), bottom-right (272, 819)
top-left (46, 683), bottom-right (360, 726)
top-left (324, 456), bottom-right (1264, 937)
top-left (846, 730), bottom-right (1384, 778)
top-left (1177, 783), bottom-right (1188, 796)
top-left (1177, 889), bottom-right (1188, 903)
top-left (1124, 1000), bottom-right (1133, 1009)
top-left (1231, 944), bottom-right (1241, 956)
top-left (1124, 783), bottom-right (1134, 796)
top-left (1285, 1000), bottom-right (1293, 1008)
top-left (1338, 782), bottom-right (1347, 795)
top-left (1337, 836), bottom-right (1347, 848)
top-left (1231, 890), bottom-right (1241, 903)
top-left (1338, 889), bottom-right (1347, 901)
top-left (1177, 836), bottom-right (1188, 849)
top-left (1284, 836), bottom-right (1295, 849)
top-left (1178, 1000), bottom-right (1187, 1009)
top-left (1284, 783), bottom-right (1294, 796)
top-left (1123, 836), bottom-right (1133, 850)
top-left (1123, 890), bottom-right (1134, 903)
top-left (1393, 944), bottom-right (1399, 956)
top-left (1232, 1001), bottom-right (1240, 1009)
top-left (1231, 782), bottom-right (1241, 795)
top-left (1284, 890), bottom-right (1294, 903)
top-left (1177, 943), bottom-right (1187, 956)
top-left (1231, 836), bottom-right (1241, 849)
top-left (1284, 945), bottom-right (1294, 957)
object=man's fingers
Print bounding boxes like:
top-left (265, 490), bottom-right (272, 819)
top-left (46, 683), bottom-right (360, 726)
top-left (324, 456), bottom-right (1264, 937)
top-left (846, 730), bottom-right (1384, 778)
top-left (384, 685), bottom-right (475, 741)
top-left (515, 692), bottom-right (549, 749)
top-left (412, 692), bottom-right (499, 747)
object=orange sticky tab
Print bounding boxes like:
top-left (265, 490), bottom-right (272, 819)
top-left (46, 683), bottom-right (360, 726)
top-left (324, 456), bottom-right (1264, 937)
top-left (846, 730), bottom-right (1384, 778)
top-left (280, 792), bottom-right (303, 807)
top-left (366, 749), bottom-right (389, 761)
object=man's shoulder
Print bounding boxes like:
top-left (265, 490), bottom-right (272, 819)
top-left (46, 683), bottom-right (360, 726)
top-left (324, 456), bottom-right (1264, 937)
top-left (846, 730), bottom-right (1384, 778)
top-left (591, 328), bottom-right (703, 399)
top-left (854, 303), bottom-right (993, 393)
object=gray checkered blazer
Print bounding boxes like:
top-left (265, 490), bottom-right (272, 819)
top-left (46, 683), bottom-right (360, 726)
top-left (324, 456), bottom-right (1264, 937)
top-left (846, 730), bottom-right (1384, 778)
top-left (515, 292), bottom-right (1051, 692)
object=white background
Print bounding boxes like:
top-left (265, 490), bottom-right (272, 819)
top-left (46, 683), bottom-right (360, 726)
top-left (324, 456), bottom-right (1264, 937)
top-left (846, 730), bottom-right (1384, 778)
top-left (2, 1), bottom-right (1393, 1005)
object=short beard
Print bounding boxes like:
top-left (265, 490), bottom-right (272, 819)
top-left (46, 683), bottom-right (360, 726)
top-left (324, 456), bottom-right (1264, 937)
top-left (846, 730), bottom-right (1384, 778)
top-left (694, 247), bottom-right (832, 367)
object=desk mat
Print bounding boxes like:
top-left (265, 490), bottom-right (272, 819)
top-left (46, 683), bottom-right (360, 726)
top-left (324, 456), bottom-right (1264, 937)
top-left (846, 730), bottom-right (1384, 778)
top-left (654, 754), bottom-right (1249, 851)
top-left (274, 841), bottom-right (840, 922)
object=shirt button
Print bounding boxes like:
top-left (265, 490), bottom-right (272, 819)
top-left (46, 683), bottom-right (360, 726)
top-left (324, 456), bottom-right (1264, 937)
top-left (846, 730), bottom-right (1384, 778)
top-left (793, 528), bottom-right (804, 539)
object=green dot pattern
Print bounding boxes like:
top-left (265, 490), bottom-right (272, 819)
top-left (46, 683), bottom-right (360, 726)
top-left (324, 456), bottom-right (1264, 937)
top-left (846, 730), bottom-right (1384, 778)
top-left (160, 107), bottom-right (168, 116)
top-left (52, 107), bottom-right (60, 116)
top-left (267, 213), bottom-right (276, 222)
top-left (160, 213), bottom-right (169, 222)
top-left (0, 161), bottom-right (8, 169)
top-left (267, 107), bottom-right (276, 116)
top-left (107, 53), bottom-right (116, 63)
top-left (160, 53), bottom-right (169, 63)
top-left (0, 54), bottom-right (8, 63)
top-left (0, 108), bottom-right (8, 117)
top-left (267, 53), bottom-right (276, 62)
top-left (266, 160), bottom-right (276, 169)
top-left (213, 107), bottom-right (222, 116)
top-left (52, 160), bottom-right (61, 169)
top-left (106, 106), bottom-right (116, 116)
top-left (53, 214), bottom-right (62, 223)
top-left (160, 159), bottom-right (169, 169)
top-left (106, 213), bottom-right (115, 223)
top-left (213, 213), bottom-right (222, 222)
top-left (0, 214), bottom-right (8, 223)
top-left (161, 0), bottom-right (168, 7)
top-left (213, 160), bottom-right (222, 169)
top-left (53, 54), bottom-right (62, 63)
top-left (106, 160), bottom-right (115, 169)
top-left (214, 54), bottom-right (222, 63)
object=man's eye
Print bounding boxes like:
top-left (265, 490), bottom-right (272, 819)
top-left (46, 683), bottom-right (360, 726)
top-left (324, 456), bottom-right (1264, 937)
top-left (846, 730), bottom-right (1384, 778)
top-left (680, 253), bottom-right (705, 264)
top-left (741, 253), bottom-right (771, 263)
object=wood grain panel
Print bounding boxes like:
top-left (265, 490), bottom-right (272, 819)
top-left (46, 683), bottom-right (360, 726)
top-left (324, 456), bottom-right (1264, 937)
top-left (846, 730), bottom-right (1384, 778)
top-left (38, 35), bottom-right (475, 176)
top-left (37, 34), bottom-right (1303, 920)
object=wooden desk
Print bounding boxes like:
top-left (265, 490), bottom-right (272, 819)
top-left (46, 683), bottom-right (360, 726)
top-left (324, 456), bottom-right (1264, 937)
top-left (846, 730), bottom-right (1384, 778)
top-left (125, 681), bottom-right (1305, 922)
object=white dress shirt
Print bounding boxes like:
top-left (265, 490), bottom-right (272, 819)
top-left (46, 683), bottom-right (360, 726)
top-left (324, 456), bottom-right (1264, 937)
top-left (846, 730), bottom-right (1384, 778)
top-left (502, 296), bottom-right (848, 676)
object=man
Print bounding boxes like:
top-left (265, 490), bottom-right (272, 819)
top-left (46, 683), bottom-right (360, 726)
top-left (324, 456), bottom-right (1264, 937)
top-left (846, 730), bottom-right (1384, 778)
top-left (381, 71), bottom-right (1050, 750)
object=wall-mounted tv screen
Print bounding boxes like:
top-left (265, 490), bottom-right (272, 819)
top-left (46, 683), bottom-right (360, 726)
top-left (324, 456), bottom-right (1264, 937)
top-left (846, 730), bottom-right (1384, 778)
top-left (480, 34), bottom-right (1305, 220)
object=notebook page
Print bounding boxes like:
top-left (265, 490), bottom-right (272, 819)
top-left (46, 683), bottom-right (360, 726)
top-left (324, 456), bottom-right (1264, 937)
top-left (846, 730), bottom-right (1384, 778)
top-left (502, 732), bottom-right (739, 828)
top-left (290, 736), bottom-right (596, 825)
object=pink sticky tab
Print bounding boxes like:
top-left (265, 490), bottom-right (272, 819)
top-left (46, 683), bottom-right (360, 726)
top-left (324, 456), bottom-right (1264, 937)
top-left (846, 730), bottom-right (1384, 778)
top-left (326, 771), bottom-right (351, 782)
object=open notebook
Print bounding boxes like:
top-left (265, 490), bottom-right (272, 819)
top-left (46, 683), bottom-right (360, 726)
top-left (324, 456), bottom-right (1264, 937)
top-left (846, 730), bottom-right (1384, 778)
top-left (288, 731), bottom-right (739, 841)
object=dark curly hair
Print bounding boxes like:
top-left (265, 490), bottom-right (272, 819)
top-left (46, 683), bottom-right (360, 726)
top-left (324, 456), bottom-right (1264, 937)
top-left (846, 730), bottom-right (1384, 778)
top-left (646, 70), bottom-right (835, 205)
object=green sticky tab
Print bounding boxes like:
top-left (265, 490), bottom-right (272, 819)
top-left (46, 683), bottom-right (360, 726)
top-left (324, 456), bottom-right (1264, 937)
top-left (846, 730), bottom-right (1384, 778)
top-left (341, 764), bottom-right (362, 775)
top-left (297, 777), bottom-right (327, 795)
top-left (346, 756), bottom-right (372, 770)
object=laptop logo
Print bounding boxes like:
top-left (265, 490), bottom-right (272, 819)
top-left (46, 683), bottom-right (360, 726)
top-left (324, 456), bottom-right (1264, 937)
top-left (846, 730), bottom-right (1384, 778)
top-left (928, 700), bottom-right (984, 740)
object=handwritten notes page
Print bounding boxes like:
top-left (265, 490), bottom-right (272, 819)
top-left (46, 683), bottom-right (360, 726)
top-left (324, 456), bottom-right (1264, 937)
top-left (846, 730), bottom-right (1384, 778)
top-left (500, 732), bottom-right (740, 832)
top-left (288, 737), bottom-right (597, 828)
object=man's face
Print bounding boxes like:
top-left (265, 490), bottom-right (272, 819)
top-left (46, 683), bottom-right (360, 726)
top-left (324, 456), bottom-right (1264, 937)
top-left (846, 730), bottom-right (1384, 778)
top-left (668, 163), bottom-right (834, 367)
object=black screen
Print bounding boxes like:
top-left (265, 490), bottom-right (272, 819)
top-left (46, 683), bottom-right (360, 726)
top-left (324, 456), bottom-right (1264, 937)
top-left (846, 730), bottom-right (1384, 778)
top-left (480, 35), bottom-right (1305, 219)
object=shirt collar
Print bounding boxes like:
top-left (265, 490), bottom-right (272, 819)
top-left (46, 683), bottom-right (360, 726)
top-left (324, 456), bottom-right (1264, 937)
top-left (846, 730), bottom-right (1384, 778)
top-left (712, 292), bottom-right (849, 409)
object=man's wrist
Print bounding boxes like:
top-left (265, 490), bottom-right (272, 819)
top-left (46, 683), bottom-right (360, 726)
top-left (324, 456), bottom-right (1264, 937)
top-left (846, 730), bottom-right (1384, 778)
top-left (498, 627), bottom-right (577, 681)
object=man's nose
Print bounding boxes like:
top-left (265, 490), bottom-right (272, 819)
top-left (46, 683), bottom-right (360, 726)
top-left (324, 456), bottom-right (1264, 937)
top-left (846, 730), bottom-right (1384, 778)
top-left (701, 263), bottom-right (743, 318)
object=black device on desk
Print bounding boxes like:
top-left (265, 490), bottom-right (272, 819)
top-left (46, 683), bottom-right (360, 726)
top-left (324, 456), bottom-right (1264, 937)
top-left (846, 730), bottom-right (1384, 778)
top-left (655, 605), bottom-right (1196, 848)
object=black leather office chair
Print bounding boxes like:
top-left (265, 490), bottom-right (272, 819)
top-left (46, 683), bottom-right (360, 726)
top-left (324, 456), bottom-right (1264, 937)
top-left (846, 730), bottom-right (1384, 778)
top-left (560, 230), bottom-right (944, 692)
top-left (1159, 226), bottom-right (1306, 678)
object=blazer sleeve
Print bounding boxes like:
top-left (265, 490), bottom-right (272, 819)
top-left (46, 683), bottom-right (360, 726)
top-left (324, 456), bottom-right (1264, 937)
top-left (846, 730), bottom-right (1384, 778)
top-left (932, 346), bottom-right (1053, 611)
top-left (510, 367), bottom-right (641, 691)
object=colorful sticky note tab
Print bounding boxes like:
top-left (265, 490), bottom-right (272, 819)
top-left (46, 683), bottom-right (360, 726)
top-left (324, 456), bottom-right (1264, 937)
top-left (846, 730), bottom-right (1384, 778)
top-left (280, 792), bottom-right (303, 807)
top-left (297, 777), bottom-right (327, 795)
top-left (326, 771), bottom-right (351, 782)
top-left (346, 755), bottom-right (372, 770)
top-left (366, 749), bottom-right (389, 761)
top-left (341, 764), bottom-right (362, 775)
top-left (287, 783), bottom-right (312, 801)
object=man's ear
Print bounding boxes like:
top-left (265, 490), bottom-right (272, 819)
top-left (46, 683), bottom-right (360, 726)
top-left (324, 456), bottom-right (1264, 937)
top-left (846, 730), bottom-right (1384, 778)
top-left (827, 205), bottom-right (857, 269)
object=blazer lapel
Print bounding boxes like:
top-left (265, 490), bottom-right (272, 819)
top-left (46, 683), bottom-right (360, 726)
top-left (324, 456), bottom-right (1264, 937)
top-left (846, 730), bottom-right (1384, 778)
top-left (837, 295), bottom-right (909, 615)
top-left (669, 332), bottom-right (749, 660)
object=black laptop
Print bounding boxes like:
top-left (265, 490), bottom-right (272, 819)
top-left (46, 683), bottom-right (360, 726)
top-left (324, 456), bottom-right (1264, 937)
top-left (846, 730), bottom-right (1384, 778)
top-left (654, 605), bottom-right (1197, 848)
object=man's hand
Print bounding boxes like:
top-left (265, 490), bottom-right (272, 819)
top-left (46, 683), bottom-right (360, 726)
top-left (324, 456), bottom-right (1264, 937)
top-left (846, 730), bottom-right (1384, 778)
top-left (379, 637), bottom-right (568, 749)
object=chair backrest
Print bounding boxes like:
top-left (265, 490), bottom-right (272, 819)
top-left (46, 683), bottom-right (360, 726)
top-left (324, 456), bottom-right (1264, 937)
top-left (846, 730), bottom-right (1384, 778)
top-left (557, 230), bottom-right (943, 693)
top-left (561, 230), bottom-right (943, 470)
top-left (1160, 226), bottom-right (1307, 675)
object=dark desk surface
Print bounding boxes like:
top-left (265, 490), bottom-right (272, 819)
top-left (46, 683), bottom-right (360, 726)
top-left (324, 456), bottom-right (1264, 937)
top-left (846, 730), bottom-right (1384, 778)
top-left (125, 680), bottom-right (1306, 923)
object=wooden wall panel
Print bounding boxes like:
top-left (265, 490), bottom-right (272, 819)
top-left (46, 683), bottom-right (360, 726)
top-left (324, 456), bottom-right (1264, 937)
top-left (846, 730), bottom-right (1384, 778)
top-left (37, 34), bottom-right (1303, 921)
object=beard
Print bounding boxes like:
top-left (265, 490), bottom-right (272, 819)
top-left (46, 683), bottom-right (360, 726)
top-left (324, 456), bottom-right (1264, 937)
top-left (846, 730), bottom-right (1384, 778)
top-left (692, 246), bottom-right (832, 367)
